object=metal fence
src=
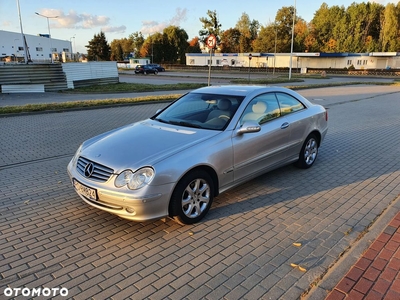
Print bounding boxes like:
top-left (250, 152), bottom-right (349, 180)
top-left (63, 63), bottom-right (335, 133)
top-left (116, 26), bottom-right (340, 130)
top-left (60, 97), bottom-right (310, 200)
top-left (0, 62), bottom-right (119, 93)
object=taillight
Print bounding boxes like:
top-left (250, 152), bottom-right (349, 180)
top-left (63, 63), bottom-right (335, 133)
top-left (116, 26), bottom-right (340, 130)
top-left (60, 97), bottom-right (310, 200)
top-left (325, 110), bottom-right (328, 122)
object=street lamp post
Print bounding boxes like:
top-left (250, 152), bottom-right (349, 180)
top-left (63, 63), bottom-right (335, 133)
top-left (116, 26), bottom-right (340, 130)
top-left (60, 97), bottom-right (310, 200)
top-left (289, 0), bottom-right (296, 80)
top-left (274, 22), bottom-right (277, 76)
top-left (35, 12), bottom-right (58, 63)
top-left (16, 0), bottom-right (28, 64)
top-left (70, 35), bottom-right (75, 61)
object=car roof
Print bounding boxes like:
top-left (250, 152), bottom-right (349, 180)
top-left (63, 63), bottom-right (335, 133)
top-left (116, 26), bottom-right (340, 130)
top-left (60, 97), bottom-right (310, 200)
top-left (190, 85), bottom-right (293, 97)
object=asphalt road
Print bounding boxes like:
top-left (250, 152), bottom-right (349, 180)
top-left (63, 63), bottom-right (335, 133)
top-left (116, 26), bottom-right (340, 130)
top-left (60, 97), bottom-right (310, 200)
top-left (0, 71), bottom-right (395, 107)
top-left (1, 84), bottom-right (400, 299)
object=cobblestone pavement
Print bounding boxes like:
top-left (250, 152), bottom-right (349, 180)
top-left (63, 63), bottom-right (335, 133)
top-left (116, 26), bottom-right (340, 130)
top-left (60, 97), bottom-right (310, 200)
top-left (325, 211), bottom-right (400, 299)
top-left (1, 85), bottom-right (400, 299)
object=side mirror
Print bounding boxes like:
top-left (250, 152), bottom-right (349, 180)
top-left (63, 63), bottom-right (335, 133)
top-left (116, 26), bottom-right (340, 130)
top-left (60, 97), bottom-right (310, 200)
top-left (237, 121), bottom-right (261, 134)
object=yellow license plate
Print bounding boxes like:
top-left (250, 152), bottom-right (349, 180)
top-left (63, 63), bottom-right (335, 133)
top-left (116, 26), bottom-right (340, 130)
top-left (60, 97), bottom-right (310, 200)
top-left (73, 179), bottom-right (97, 201)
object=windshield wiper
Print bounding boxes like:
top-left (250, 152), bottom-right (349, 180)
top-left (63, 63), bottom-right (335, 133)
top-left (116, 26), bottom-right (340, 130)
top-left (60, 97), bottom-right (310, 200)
top-left (156, 118), bottom-right (202, 129)
top-left (178, 121), bottom-right (203, 129)
top-left (154, 118), bottom-right (170, 124)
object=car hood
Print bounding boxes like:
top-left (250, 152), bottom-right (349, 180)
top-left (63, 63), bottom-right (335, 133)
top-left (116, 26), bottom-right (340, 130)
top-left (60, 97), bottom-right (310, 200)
top-left (81, 119), bottom-right (220, 173)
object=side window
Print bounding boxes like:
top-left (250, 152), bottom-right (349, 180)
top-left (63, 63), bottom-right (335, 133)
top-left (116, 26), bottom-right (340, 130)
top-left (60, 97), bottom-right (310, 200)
top-left (275, 93), bottom-right (305, 116)
top-left (241, 93), bottom-right (281, 125)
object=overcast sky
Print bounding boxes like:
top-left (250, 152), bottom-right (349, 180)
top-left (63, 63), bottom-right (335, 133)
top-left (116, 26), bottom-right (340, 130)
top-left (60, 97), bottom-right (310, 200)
top-left (1, 0), bottom-right (396, 53)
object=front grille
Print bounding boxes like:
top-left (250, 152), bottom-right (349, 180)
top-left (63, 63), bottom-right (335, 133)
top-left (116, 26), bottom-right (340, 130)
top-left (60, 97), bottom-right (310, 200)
top-left (77, 156), bottom-right (114, 182)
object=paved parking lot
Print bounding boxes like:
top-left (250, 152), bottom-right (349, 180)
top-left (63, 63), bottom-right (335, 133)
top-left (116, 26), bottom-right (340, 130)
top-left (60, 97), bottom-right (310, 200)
top-left (1, 85), bottom-right (400, 299)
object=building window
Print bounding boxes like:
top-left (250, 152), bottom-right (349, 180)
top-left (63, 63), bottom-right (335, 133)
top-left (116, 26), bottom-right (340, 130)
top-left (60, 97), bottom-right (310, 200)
top-left (51, 48), bottom-right (57, 52)
top-left (18, 47), bottom-right (24, 51)
top-left (347, 60), bottom-right (352, 65)
top-left (189, 59), bottom-right (195, 65)
top-left (207, 59), bottom-right (212, 64)
top-left (63, 48), bottom-right (69, 52)
top-left (357, 60), bottom-right (362, 65)
top-left (363, 60), bottom-right (367, 65)
top-left (36, 47), bottom-right (43, 51)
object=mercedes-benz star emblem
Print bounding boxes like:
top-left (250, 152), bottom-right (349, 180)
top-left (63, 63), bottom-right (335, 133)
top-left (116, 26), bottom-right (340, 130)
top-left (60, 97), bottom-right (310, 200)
top-left (84, 163), bottom-right (94, 177)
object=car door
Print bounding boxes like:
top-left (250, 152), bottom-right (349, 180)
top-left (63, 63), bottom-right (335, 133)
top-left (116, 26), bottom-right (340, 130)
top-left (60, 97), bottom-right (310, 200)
top-left (232, 93), bottom-right (291, 183)
top-left (275, 92), bottom-right (309, 160)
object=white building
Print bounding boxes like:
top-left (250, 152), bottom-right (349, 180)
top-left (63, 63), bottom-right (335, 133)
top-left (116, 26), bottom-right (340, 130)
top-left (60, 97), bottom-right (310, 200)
top-left (186, 52), bottom-right (400, 70)
top-left (0, 30), bottom-right (72, 63)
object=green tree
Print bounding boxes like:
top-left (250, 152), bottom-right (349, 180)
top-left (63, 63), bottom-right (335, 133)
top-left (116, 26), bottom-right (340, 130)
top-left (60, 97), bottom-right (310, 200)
top-left (129, 31), bottom-right (145, 57)
top-left (311, 3), bottom-right (345, 52)
top-left (163, 26), bottom-right (189, 63)
top-left (361, 2), bottom-right (384, 52)
top-left (110, 39), bottom-right (128, 61)
top-left (289, 18), bottom-right (309, 52)
top-left (235, 13), bottom-right (260, 52)
top-left (199, 10), bottom-right (223, 48)
top-left (274, 6), bottom-right (298, 53)
top-left (220, 28), bottom-right (241, 53)
top-left (140, 32), bottom-right (163, 62)
top-left (339, 3), bottom-right (375, 52)
top-left (140, 26), bottom-right (189, 64)
top-left (312, 2), bottom-right (384, 52)
top-left (254, 8), bottom-right (304, 53)
top-left (252, 24), bottom-right (277, 52)
top-left (86, 31), bottom-right (111, 61)
top-left (380, 3), bottom-right (400, 51)
top-left (187, 37), bottom-right (202, 53)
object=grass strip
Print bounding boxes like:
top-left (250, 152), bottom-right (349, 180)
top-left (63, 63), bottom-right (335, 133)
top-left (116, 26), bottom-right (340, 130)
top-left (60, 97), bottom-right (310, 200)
top-left (0, 94), bottom-right (180, 114)
top-left (65, 82), bottom-right (208, 93)
top-left (1, 81), bottom-right (398, 115)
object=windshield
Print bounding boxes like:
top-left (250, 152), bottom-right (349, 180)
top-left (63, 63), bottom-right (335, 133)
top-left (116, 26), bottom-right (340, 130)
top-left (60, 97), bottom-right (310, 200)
top-left (152, 92), bottom-right (245, 130)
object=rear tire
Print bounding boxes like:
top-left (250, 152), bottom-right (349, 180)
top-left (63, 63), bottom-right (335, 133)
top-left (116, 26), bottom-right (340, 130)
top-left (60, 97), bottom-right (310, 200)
top-left (154, 70), bottom-right (158, 75)
top-left (169, 170), bottom-right (214, 225)
top-left (295, 134), bottom-right (319, 169)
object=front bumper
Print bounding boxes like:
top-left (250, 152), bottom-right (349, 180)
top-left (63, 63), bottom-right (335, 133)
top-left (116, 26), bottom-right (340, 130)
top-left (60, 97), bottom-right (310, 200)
top-left (67, 161), bottom-right (174, 222)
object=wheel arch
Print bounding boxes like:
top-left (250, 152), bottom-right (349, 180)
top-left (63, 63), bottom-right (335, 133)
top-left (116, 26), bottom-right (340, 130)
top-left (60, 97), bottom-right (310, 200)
top-left (178, 165), bottom-right (219, 197)
top-left (308, 130), bottom-right (321, 147)
top-left (167, 165), bottom-right (219, 220)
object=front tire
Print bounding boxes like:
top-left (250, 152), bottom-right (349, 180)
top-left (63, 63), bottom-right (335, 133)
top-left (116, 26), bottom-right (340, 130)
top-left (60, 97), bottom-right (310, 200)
top-left (295, 134), bottom-right (319, 169)
top-left (170, 170), bottom-right (214, 225)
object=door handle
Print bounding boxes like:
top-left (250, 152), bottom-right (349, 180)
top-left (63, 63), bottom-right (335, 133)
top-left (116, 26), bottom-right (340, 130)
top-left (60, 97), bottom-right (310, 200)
top-left (281, 122), bottom-right (289, 129)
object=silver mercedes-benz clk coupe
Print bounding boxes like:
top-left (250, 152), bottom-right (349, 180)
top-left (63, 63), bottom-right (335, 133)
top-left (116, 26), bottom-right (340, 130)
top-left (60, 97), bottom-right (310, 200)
top-left (67, 85), bottom-right (328, 225)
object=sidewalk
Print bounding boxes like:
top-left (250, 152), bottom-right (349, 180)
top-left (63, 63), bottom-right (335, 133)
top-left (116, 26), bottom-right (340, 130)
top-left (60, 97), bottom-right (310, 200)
top-left (305, 195), bottom-right (400, 300)
top-left (326, 211), bottom-right (400, 299)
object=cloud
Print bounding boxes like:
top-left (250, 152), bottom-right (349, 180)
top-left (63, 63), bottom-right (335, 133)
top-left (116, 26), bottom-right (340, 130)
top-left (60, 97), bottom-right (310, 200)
top-left (80, 13), bottom-right (110, 29)
top-left (101, 25), bottom-right (127, 33)
top-left (140, 8), bottom-right (187, 35)
top-left (35, 8), bottom-right (123, 32)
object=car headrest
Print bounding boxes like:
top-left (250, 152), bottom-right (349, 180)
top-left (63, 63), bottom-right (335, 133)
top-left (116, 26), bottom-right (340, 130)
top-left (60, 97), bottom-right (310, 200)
top-left (218, 99), bottom-right (232, 110)
top-left (252, 101), bottom-right (267, 113)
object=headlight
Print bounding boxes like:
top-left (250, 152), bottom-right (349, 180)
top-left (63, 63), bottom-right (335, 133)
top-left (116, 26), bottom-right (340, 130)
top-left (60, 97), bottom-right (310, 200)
top-left (115, 167), bottom-right (155, 190)
top-left (71, 144), bottom-right (83, 167)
